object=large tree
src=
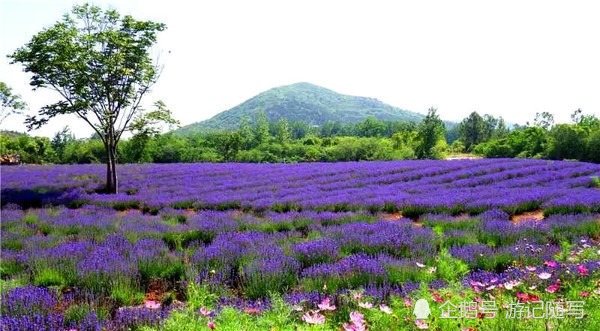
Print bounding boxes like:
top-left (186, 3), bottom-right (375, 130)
top-left (10, 4), bottom-right (167, 193)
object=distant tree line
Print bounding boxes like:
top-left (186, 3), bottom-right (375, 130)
top-left (1, 108), bottom-right (598, 164)
top-left (461, 109), bottom-right (600, 163)
top-left (0, 108), bottom-right (447, 163)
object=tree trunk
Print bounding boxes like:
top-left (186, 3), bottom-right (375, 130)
top-left (110, 144), bottom-right (118, 194)
top-left (105, 143), bottom-right (114, 193)
top-left (104, 135), bottom-right (118, 194)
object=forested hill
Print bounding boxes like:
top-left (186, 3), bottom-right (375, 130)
top-left (175, 82), bottom-right (424, 134)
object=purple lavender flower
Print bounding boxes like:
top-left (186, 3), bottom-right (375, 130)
top-left (291, 238), bottom-right (339, 266)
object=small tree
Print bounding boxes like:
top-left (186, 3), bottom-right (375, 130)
top-left (126, 101), bottom-right (179, 162)
top-left (494, 117), bottom-right (509, 138)
top-left (458, 111), bottom-right (485, 151)
top-left (275, 119), bottom-right (291, 144)
top-left (416, 107), bottom-right (446, 159)
top-left (10, 4), bottom-right (167, 193)
top-left (51, 126), bottom-right (76, 162)
top-left (237, 116), bottom-right (255, 149)
top-left (0, 81), bottom-right (27, 125)
top-left (546, 124), bottom-right (587, 161)
top-left (254, 110), bottom-right (270, 145)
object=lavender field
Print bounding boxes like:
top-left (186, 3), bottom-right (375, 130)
top-left (1, 159), bottom-right (600, 330)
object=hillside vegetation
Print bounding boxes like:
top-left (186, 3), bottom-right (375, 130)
top-left (176, 82), bottom-right (424, 134)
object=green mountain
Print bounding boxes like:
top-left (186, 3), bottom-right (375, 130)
top-left (175, 82), bottom-right (424, 134)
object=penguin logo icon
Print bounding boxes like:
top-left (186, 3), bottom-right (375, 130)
top-left (413, 299), bottom-right (431, 319)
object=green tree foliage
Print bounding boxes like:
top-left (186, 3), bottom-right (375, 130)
top-left (588, 130), bottom-right (600, 163)
top-left (458, 112), bottom-right (507, 151)
top-left (0, 81), bottom-right (27, 125)
top-left (237, 117), bottom-right (254, 149)
top-left (1, 134), bottom-right (56, 163)
top-left (51, 126), bottom-right (75, 162)
top-left (459, 112), bottom-right (485, 151)
top-left (416, 107), bottom-right (446, 159)
top-left (546, 124), bottom-right (588, 160)
top-left (473, 111), bottom-right (599, 163)
top-left (322, 137), bottom-right (398, 161)
top-left (494, 117), bottom-right (509, 138)
top-left (449, 140), bottom-right (465, 154)
top-left (253, 110), bottom-right (270, 145)
top-left (123, 101), bottom-right (179, 163)
top-left (5, 109), bottom-right (600, 165)
top-left (355, 117), bottom-right (386, 137)
top-left (9, 3), bottom-right (166, 193)
top-left (63, 139), bottom-right (105, 164)
top-left (275, 119), bottom-right (291, 144)
top-left (288, 121), bottom-right (310, 140)
top-left (572, 108), bottom-right (600, 131)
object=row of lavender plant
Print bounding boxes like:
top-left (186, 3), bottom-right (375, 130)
top-left (3, 159), bottom-right (599, 214)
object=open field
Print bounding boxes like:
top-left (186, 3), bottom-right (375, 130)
top-left (3, 159), bottom-right (600, 214)
top-left (1, 159), bottom-right (600, 330)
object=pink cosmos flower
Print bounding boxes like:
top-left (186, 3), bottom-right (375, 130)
top-left (318, 298), bottom-right (336, 311)
top-left (343, 322), bottom-right (366, 331)
top-left (302, 311), bottom-right (325, 325)
top-left (594, 289), bottom-right (600, 295)
top-left (526, 266), bottom-right (537, 272)
top-left (403, 297), bottom-right (413, 307)
top-left (577, 265), bottom-right (589, 276)
top-left (143, 300), bottom-right (161, 309)
top-left (538, 272), bottom-right (551, 280)
top-left (379, 304), bottom-right (393, 314)
top-left (351, 291), bottom-right (364, 301)
top-left (415, 319), bottom-right (430, 329)
top-left (358, 301), bottom-right (373, 309)
top-left (545, 283), bottom-right (560, 293)
top-left (350, 311), bottom-right (365, 325)
top-left (199, 307), bottom-right (212, 317)
top-left (469, 281), bottom-right (484, 287)
top-left (207, 321), bottom-right (215, 329)
top-left (544, 260), bottom-right (558, 268)
top-left (579, 292), bottom-right (589, 297)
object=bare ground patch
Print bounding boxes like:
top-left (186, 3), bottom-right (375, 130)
top-left (511, 210), bottom-right (544, 223)
top-left (379, 212), bottom-right (404, 221)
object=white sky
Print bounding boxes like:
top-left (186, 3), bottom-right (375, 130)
top-left (1, 0), bottom-right (599, 138)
